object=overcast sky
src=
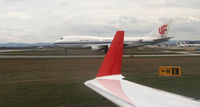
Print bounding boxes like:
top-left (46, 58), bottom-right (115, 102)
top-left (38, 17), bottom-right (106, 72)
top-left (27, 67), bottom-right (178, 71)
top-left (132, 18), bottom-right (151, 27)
top-left (0, 0), bottom-right (199, 43)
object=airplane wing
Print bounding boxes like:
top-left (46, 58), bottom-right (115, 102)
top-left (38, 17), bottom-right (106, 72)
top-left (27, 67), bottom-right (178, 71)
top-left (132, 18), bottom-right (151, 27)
top-left (84, 31), bottom-right (200, 107)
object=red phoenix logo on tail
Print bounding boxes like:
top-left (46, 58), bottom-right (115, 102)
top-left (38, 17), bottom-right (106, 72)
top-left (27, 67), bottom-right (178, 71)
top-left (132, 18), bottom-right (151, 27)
top-left (159, 25), bottom-right (168, 35)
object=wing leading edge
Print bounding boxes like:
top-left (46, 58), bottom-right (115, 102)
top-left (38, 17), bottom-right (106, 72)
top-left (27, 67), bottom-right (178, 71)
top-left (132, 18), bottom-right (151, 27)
top-left (84, 31), bottom-right (200, 107)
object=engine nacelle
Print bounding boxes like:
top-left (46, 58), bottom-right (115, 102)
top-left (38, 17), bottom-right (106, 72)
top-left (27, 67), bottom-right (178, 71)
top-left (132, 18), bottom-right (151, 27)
top-left (91, 46), bottom-right (101, 51)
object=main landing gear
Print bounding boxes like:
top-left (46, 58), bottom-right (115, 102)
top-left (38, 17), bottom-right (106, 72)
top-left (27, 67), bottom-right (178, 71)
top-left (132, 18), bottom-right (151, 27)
top-left (104, 46), bottom-right (108, 53)
top-left (64, 48), bottom-right (67, 54)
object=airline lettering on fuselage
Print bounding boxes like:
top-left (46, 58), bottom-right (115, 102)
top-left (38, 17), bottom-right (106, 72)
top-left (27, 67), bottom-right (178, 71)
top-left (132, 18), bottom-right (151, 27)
top-left (80, 39), bottom-right (100, 42)
top-left (103, 39), bottom-right (112, 42)
top-left (159, 25), bottom-right (168, 35)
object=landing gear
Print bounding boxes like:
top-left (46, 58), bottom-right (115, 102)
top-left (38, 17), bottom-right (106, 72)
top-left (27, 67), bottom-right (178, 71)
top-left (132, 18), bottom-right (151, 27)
top-left (104, 46), bottom-right (108, 53)
top-left (64, 48), bottom-right (67, 54)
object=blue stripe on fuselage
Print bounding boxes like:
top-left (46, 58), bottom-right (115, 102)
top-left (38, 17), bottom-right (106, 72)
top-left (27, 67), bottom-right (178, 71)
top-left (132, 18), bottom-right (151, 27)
top-left (53, 38), bottom-right (170, 45)
top-left (53, 41), bottom-right (153, 45)
top-left (54, 41), bottom-right (134, 44)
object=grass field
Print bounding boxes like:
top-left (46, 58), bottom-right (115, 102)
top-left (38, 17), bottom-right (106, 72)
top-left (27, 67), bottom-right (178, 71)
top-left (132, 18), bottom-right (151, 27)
top-left (0, 56), bottom-right (200, 107)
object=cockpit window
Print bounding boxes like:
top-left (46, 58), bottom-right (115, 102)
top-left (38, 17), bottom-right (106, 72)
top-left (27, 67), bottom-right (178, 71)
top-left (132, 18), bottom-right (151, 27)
top-left (60, 38), bottom-right (63, 40)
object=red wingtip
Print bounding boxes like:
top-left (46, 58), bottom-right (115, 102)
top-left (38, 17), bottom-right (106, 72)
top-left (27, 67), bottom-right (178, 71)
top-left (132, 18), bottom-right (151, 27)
top-left (96, 31), bottom-right (124, 78)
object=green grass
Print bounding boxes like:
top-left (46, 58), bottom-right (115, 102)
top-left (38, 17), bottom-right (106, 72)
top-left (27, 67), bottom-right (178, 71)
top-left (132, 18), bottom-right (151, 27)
top-left (123, 57), bottom-right (200, 99)
top-left (0, 57), bottom-right (200, 107)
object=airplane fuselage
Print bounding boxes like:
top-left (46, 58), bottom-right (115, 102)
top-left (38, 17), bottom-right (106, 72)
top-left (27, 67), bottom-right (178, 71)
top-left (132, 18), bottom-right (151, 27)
top-left (54, 36), bottom-right (171, 49)
top-left (53, 20), bottom-right (173, 52)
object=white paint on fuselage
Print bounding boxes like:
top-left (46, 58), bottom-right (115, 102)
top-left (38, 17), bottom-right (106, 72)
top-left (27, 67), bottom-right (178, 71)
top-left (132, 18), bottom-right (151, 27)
top-left (54, 36), bottom-right (158, 49)
top-left (54, 20), bottom-right (173, 50)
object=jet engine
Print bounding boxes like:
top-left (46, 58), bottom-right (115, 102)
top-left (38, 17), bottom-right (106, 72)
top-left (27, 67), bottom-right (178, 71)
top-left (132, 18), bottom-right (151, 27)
top-left (91, 46), bottom-right (101, 51)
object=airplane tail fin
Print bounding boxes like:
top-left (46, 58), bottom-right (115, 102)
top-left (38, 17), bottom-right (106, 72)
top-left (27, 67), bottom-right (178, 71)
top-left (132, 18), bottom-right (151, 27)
top-left (149, 20), bottom-right (173, 38)
top-left (96, 31), bottom-right (124, 78)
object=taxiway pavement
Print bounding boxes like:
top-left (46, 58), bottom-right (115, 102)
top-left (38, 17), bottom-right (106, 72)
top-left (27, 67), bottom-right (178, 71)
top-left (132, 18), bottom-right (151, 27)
top-left (0, 53), bottom-right (200, 59)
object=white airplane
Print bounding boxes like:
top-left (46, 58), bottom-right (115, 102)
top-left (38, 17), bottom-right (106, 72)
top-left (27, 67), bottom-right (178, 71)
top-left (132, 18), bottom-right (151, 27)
top-left (84, 31), bottom-right (200, 107)
top-left (54, 20), bottom-right (173, 53)
top-left (179, 41), bottom-right (200, 47)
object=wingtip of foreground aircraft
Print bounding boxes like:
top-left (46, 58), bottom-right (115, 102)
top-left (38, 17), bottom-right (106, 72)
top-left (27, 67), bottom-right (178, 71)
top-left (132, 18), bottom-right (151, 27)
top-left (84, 31), bottom-right (200, 107)
top-left (96, 31), bottom-right (124, 78)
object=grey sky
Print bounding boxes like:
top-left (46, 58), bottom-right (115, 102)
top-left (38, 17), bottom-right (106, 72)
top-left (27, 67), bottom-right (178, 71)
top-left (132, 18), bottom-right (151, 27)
top-left (0, 0), bottom-right (199, 43)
